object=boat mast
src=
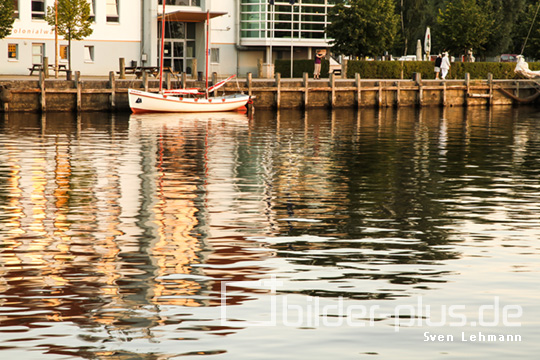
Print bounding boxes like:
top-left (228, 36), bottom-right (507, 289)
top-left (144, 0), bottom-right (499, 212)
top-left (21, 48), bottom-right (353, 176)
top-left (205, 10), bottom-right (210, 99)
top-left (159, 1), bottom-right (166, 93)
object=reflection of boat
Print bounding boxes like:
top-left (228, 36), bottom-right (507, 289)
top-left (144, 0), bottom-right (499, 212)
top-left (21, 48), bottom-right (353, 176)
top-left (129, 111), bottom-right (250, 125)
top-left (128, 5), bottom-right (251, 114)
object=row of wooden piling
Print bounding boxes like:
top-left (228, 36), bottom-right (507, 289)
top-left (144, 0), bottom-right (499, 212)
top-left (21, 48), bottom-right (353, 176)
top-left (0, 71), bottom-right (537, 112)
top-left (264, 72), bottom-right (529, 108)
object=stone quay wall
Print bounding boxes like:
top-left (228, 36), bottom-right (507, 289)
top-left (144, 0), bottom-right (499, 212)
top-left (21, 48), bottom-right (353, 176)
top-left (0, 72), bottom-right (538, 113)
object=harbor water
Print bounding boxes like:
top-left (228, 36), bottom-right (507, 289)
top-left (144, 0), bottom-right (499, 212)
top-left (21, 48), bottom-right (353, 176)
top-left (0, 106), bottom-right (539, 359)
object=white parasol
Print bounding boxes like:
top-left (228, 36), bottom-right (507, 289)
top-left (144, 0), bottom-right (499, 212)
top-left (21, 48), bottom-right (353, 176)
top-left (424, 27), bottom-right (431, 60)
top-left (416, 39), bottom-right (422, 61)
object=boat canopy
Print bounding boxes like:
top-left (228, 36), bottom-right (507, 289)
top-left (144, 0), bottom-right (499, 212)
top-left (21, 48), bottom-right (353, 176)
top-left (515, 56), bottom-right (540, 78)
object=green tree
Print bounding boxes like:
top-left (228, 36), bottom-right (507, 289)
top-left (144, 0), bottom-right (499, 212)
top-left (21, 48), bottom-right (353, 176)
top-left (477, 0), bottom-right (526, 58)
top-left (396, 0), bottom-right (431, 56)
top-left (45, 0), bottom-right (93, 71)
top-left (0, 0), bottom-right (15, 39)
top-left (514, 2), bottom-right (540, 59)
top-left (436, 0), bottom-right (493, 59)
top-left (327, 0), bottom-right (399, 58)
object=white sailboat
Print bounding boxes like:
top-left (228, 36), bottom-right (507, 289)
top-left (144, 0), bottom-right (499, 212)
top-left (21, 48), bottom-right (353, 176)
top-left (128, 5), bottom-right (252, 114)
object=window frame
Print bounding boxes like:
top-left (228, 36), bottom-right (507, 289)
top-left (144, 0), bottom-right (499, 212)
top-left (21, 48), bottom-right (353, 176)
top-left (84, 45), bottom-right (95, 63)
top-left (106, 0), bottom-right (119, 23)
top-left (87, 0), bottom-right (95, 22)
top-left (12, 0), bottom-right (19, 19)
top-left (8, 43), bottom-right (18, 61)
top-left (210, 48), bottom-right (220, 64)
top-left (31, 0), bottom-right (45, 20)
top-left (60, 45), bottom-right (69, 62)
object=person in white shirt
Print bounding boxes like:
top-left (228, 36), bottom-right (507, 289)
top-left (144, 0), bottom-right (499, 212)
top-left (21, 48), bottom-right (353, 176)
top-left (441, 52), bottom-right (451, 80)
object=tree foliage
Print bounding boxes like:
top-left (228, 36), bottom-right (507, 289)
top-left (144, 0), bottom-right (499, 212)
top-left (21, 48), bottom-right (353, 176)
top-left (45, 0), bottom-right (93, 70)
top-left (436, 0), bottom-right (493, 56)
top-left (328, 0), bottom-right (540, 60)
top-left (513, 2), bottom-right (540, 59)
top-left (327, 0), bottom-right (399, 58)
top-left (396, 0), bottom-right (432, 56)
top-left (0, 0), bottom-right (15, 39)
top-left (477, 0), bottom-right (526, 57)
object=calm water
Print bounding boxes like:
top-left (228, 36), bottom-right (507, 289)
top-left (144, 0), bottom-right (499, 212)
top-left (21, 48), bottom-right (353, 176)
top-left (0, 107), bottom-right (539, 359)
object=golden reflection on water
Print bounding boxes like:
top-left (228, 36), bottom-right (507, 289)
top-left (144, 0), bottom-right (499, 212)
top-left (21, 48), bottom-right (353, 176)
top-left (0, 112), bottom-right (270, 324)
top-left (0, 107), bottom-right (539, 359)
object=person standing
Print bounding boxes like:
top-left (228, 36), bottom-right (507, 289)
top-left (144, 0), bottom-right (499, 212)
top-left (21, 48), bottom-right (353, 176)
top-left (314, 50), bottom-right (324, 79)
top-left (441, 52), bottom-right (451, 80)
top-left (434, 54), bottom-right (442, 79)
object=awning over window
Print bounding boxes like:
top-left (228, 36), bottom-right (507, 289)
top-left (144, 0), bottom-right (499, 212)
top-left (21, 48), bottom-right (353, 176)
top-left (158, 10), bottom-right (227, 22)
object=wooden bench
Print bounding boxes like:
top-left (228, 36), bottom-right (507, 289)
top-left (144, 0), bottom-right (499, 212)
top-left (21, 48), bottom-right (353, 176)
top-left (28, 64), bottom-right (68, 75)
top-left (117, 66), bottom-right (175, 79)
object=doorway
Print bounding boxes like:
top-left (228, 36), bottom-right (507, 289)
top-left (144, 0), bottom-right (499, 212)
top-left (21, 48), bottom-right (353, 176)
top-left (159, 21), bottom-right (196, 75)
top-left (32, 43), bottom-right (44, 65)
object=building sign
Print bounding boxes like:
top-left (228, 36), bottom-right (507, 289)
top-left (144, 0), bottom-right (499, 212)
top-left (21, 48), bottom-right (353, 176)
top-left (8, 24), bottom-right (55, 40)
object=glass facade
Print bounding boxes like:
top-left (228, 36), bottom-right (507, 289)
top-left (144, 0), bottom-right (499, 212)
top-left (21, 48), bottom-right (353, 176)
top-left (240, 0), bottom-right (337, 42)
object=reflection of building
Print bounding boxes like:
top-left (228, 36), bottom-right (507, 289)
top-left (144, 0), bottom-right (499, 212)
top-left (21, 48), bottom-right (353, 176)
top-left (0, 112), bottom-right (269, 340)
top-left (1, 1), bottom-right (338, 76)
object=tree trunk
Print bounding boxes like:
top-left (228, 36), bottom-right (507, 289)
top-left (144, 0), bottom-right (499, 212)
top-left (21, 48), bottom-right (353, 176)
top-left (401, 0), bottom-right (406, 56)
top-left (68, 31), bottom-right (72, 71)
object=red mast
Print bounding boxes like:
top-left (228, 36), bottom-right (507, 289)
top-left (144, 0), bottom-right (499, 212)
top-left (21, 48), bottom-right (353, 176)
top-left (205, 10), bottom-right (210, 99)
top-left (159, 1), bottom-right (166, 93)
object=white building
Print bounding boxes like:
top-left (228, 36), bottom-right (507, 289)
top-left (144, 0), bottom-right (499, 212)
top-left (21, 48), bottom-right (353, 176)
top-left (3, 0), bottom-right (141, 76)
top-left (1, 0), bottom-right (337, 77)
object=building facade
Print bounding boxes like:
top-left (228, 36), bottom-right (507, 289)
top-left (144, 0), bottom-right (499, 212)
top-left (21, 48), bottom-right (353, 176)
top-left (3, 0), bottom-right (141, 76)
top-left (1, 0), bottom-right (337, 77)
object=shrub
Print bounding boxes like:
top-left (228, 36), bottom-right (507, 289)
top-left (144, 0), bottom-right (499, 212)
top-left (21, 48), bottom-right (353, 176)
top-left (275, 59), bottom-right (331, 78)
top-left (344, 60), bottom-right (540, 80)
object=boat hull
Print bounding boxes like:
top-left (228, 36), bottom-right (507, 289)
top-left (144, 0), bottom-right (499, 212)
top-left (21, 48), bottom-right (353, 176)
top-left (128, 89), bottom-right (251, 113)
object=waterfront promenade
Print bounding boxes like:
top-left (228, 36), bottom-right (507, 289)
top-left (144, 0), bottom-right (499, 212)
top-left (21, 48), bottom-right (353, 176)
top-left (0, 72), bottom-right (538, 112)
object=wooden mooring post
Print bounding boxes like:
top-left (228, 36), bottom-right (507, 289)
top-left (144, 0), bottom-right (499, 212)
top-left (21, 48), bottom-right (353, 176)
top-left (414, 73), bottom-right (423, 106)
top-left (331, 73), bottom-right (337, 108)
top-left (275, 72), bottom-right (281, 109)
top-left (303, 72), bottom-right (309, 108)
top-left (395, 81), bottom-right (401, 107)
top-left (109, 71), bottom-right (116, 111)
top-left (488, 73), bottom-right (493, 105)
top-left (355, 73), bottom-right (361, 108)
top-left (247, 72), bottom-right (253, 97)
top-left (75, 71), bottom-right (82, 113)
top-left (39, 72), bottom-right (46, 112)
top-left (143, 71), bottom-right (149, 92)
top-left (119, 58), bottom-right (126, 79)
top-left (3, 73), bottom-right (539, 113)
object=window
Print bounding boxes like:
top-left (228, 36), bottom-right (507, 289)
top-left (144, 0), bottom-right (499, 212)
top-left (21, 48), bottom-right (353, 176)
top-left (8, 44), bottom-right (18, 60)
top-left (31, 0), bottom-right (45, 20)
top-left (240, 0), bottom-right (334, 41)
top-left (106, 0), bottom-right (119, 23)
top-left (159, 0), bottom-right (201, 6)
top-left (87, 0), bottom-right (95, 21)
top-left (12, 0), bottom-right (19, 19)
top-left (60, 45), bottom-right (68, 61)
top-left (210, 48), bottom-right (220, 64)
top-left (84, 46), bottom-right (94, 62)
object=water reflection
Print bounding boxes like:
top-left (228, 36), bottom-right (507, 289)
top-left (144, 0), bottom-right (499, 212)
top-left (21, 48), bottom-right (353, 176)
top-left (0, 106), bottom-right (539, 359)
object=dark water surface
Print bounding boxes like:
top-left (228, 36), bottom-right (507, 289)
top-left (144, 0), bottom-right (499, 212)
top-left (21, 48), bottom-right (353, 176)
top-left (0, 107), bottom-right (539, 359)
